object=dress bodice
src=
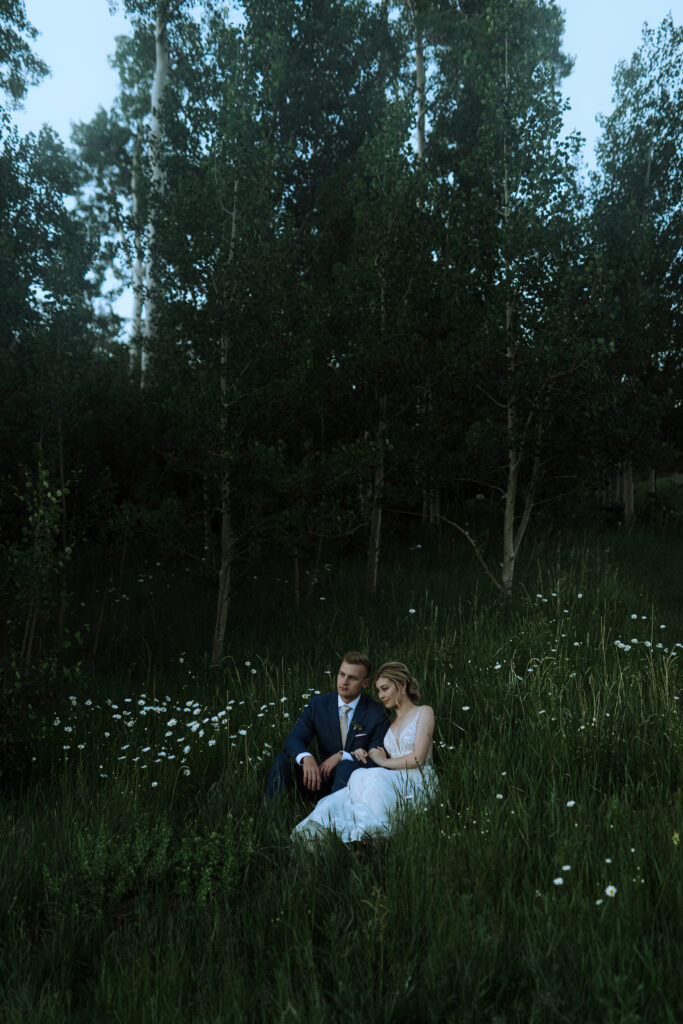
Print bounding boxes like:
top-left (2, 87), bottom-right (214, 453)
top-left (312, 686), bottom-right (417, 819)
top-left (383, 708), bottom-right (433, 764)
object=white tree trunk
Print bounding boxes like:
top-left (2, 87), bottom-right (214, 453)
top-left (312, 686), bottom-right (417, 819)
top-left (413, 9), bottom-right (426, 162)
top-left (142, 2), bottom-right (169, 367)
top-left (130, 127), bottom-right (146, 381)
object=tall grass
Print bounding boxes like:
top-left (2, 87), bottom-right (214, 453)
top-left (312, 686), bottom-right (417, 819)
top-left (1, 532), bottom-right (680, 1022)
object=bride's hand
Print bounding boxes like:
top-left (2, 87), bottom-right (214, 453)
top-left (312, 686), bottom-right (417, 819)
top-left (368, 746), bottom-right (388, 765)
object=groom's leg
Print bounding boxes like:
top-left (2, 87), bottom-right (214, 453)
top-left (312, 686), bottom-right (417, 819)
top-left (266, 754), bottom-right (331, 802)
top-left (265, 752), bottom-right (294, 800)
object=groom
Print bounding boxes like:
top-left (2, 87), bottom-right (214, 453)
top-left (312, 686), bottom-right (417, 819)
top-left (265, 651), bottom-right (389, 801)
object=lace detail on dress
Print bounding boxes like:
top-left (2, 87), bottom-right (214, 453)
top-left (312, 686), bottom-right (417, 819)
top-left (384, 709), bottom-right (432, 764)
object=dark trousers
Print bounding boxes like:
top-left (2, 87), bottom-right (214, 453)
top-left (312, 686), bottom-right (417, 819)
top-left (265, 752), bottom-right (363, 801)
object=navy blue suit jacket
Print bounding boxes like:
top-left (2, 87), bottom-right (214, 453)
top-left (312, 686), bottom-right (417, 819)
top-left (284, 692), bottom-right (389, 763)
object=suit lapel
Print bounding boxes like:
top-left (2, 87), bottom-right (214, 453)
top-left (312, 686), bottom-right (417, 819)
top-left (329, 693), bottom-right (347, 751)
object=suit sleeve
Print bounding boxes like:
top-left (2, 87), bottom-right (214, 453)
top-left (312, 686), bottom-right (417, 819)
top-left (366, 704), bottom-right (390, 750)
top-left (283, 701), bottom-right (317, 760)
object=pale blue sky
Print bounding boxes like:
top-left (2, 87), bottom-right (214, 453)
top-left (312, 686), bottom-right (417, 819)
top-left (13, 0), bottom-right (680, 167)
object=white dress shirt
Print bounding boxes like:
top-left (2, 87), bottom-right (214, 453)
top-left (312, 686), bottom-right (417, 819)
top-left (296, 694), bottom-right (362, 765)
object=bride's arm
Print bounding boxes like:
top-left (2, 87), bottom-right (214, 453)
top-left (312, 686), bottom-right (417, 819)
top-left (369, 707), bottom-right (435, 769)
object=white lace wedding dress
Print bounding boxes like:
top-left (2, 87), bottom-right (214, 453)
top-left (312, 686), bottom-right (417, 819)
top-left (291, 709), bottom-right (437, 845)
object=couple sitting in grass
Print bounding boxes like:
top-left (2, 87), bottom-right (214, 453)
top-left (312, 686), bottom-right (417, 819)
top-left (265, 652), bottom-right (437, 844)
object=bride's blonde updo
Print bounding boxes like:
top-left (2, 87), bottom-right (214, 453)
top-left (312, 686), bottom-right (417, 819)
top-left (373, 661), bottom-right (421, 704)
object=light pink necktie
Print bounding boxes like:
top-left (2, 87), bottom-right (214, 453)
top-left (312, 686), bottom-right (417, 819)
top-left (340, 706), bottom-right (350, 746)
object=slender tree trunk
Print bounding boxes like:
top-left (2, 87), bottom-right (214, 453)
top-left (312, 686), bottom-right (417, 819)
top-left (413, 7), bottom-right (426, 163)
top-left (142, 2), bottom-right (169, 367)
top-left (130, 126), bottom-right (146, 383)
top-left (429, 488), bottom-right (440, 527)
top-left (202, 474), bottom-right (214, 567)
top-left (514, 447), bottom-right (541, 557)
top-left (422, 487), bottom-right (440, 526)
top-left (57, 418), bottom-right (68, 644)
top-left (293, 549), bottom-right (301, 611)
top-left (21, 595), bottom-right (37, 674)
top-left (649, 467), bottom-right (656, 495)
top-left (501, 344), bottom-right (518, 596)
top-left (211, 180), bottom-right (238, 664)
top-left (366, 394), bottom-right (387, 597)
top-left (413, 3), bottom-right (431, 527)
top-left (366, 505), bottom-right (383, 597)
top-left (149, 4), bottom-right (169, 194)
top-left (211, 437), bottom-right (233, 665)
top-left (419, 378), bottom-right (440, 528)
top-left (500, 26), bottom-right (516, 598)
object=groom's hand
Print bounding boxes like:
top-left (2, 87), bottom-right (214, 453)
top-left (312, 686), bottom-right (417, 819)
top-left (319, 751), bottom-right (343, 780)
top-left (301, 755), bottom-right (322, 791)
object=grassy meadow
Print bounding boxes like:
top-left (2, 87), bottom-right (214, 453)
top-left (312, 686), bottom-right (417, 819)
top-left (1, 527), bottom-right (681, 1023)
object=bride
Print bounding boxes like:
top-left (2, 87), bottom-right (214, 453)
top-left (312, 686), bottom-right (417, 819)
top-left (291, 661), bottom-right (436, 845)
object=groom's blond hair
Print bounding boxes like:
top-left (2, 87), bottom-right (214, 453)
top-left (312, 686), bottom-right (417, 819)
top-left (342, 651), bottom-right (371, 678)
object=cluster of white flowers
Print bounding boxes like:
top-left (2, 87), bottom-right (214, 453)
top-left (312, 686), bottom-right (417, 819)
top-left (47, 660), bottom-right (363, 788)
top-left (50, 680), bottom-right (301, 785)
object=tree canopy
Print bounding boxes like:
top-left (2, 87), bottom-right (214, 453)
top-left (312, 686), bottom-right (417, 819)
top-left (2, 0), bottom-right (682, 663)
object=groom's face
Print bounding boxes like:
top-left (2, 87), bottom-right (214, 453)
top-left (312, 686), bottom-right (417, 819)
top-left (336, 661), bottom-right (370, 704)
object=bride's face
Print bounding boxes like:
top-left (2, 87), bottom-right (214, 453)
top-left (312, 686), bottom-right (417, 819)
top-left (375, 677), bottom-right (400, 709)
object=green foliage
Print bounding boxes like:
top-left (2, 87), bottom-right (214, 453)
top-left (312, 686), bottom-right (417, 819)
top-left (0, 456), bottom-right (81, 783)
top-left (588, 15), bottom-right (683, 478)
top-left (177, 814), bottom-right (255, 905)
top-left (3, 459), bottom-right (70, 642)
top-left (1, 457), bottom-right (72, 675)
top-left (41, 811), bottom-right (173, 921)
top-left (0, 0), bottom-right (49, 107)
top-left (36, 808), bottom-right (253, 920)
